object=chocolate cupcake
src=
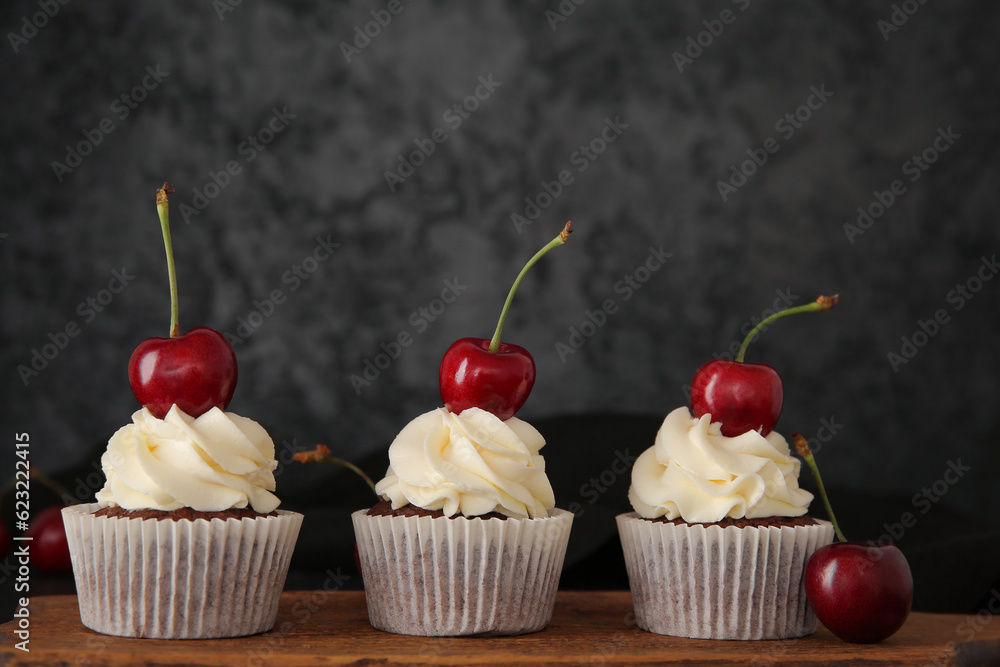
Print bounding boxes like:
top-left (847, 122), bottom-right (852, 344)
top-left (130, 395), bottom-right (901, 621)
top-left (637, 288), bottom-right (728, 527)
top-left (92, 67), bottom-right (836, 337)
top-left (352, 407), bottom-right (573, 636)
top-left (617, 407), bottom-right (834, 640)
top-left (62, 405), bottom-right (302, 639)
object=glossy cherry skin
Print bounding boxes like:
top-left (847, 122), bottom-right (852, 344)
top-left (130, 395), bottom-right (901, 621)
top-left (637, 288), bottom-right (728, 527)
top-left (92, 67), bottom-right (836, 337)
top-left (805, 542), bottom-right (913, 643)
top-left (690, 359), bottom-right (783, 437)
top-left (0, 520), bottom-right (10, 561)
top-left (27, 506), bottom-right (73, 575)
top-left (128, 326), bottom-right (237, 419)
top-left (439, 337), bottom-right (535, 421)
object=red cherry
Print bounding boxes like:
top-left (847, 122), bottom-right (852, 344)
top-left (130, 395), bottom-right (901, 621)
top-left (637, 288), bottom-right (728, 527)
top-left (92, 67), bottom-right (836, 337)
top-left (129, 326), bottom-right (237, 419)
top-left (805, 542), bottom-right (913, 643)
top-left (0, 520), bottom-right (11, 561)
top-left (438, 222), bottom-right (571, 420)
top-left (127, 184), bottom-right (238, 419)
top-left (26, 506), bottom-right (73, 575)
top-left (439, 337), bottom-right (535, 421)
top-left (689, 295), bottom-right (838, 437)
top-left (791, 433), bottom-right (913, 644)
top-left (690, 359), bottom-right (782, 437)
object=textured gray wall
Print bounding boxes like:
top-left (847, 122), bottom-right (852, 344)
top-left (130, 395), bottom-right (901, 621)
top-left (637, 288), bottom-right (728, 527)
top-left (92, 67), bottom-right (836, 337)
top-left (2, 1), bottom-right (998, 544)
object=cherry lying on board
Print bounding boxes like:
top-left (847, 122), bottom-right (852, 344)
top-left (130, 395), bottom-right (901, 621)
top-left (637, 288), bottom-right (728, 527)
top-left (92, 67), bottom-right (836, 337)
top-left (805, 541), bottom-right (913, 643)
top-left (27, 506), bottom-right (72, 575)
top-left (792, 432), bottom-right (913, 644)
top-left (127, 184), bottom-right (237, 419)
top-left (0, 520), bottom-right (10, 561)
top-left (440, 222), bottom-right (571, 421)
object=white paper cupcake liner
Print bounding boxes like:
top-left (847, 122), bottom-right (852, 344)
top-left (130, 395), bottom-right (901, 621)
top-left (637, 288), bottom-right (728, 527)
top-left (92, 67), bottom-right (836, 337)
top-left (617, 512), bottom-right (834, 640)
top-left (352, 508), bottom-right (573, 636)
top-left (62, 503), bottom-right (303, 639)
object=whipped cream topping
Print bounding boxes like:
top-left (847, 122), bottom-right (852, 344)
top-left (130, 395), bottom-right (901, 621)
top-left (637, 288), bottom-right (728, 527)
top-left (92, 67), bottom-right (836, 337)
top-left (628, 407), bottom-right (812, 523)
top-left (96, 406), bottom-right (280, 513)
top-left (374, 407), bottom-right (555, 519)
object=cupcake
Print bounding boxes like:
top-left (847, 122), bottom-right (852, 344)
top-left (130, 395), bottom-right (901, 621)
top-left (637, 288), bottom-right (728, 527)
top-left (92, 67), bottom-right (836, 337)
top-left (353, 407), bottom-right (573, 636)
top-left (617, 407), bottom-right (834, 640)
top-left (63, 406), bottom-right (303, 639)
top-left (353, 221), bottom-right (575, 636)
top-left (62, 183), bottom-right (302, 639)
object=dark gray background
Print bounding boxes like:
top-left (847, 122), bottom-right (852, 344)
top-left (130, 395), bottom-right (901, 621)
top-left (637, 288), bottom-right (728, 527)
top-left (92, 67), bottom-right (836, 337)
top-left (1, 1), bottom-right (998, 615)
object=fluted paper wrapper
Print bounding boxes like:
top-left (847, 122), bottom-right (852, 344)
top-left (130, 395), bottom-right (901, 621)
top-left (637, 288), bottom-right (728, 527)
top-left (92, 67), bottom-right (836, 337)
top-left (353, 508), bottom-right (572, 636)
top-left (62, 503), bottom-right (302, 639)
top-left (617, 513), bottom-right (834, 640)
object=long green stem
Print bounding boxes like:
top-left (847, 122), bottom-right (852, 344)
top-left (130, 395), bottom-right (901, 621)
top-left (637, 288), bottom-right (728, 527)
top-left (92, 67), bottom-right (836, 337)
top-left (793, 432), bottom-right (847, 542)
top-left (735, 294), bottom-right (838, 363)
top-left (156, 183), bottom-right (180, 338)
top-left (489, 221), bottom-right (572, 353)
top-left (320, 456), bottom-right (377, 494)
top-left (292, 445), bottom-right (377, 495)
top-left (0, 469), bottom-right (75, 508)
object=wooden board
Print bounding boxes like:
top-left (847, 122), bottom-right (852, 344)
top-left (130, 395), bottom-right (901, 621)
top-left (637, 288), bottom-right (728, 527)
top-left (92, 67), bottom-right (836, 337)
top-left (1, 591), bottom-right (998, 666)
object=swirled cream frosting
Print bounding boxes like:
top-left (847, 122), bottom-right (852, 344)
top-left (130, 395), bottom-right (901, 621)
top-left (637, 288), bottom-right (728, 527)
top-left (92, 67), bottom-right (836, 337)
top-left (96, 405), bottom-right (280, 513)
top-left (628, 407), bottom-right (812, 523)
top-left (374, 407), bottom-right (555, 519)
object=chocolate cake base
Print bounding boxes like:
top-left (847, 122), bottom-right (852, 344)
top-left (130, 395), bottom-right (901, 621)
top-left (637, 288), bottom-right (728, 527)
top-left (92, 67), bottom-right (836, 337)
top-left (94, 506), bottom-right (277, 521)
top-left (366, 499), bottom-right (509, 521)
top-left (645, 514), bottom-right (818, 528)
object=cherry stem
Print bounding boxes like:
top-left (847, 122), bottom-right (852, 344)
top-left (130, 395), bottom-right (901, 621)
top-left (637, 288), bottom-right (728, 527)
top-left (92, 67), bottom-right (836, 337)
top-left (292, 445), bottom-right (377, 495)
top-left (793, 432), bottom-right (847, 543)
top-left (327, 456), bottom-right (377, 495)
top-left (156, 183), bottom-right (180, 338)
top-left (735, 294), bottom-right (839, 363)
top-left (0, 469), bottom-right (74, 508)
top-left (488, 221), bottom-right (573, 353)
